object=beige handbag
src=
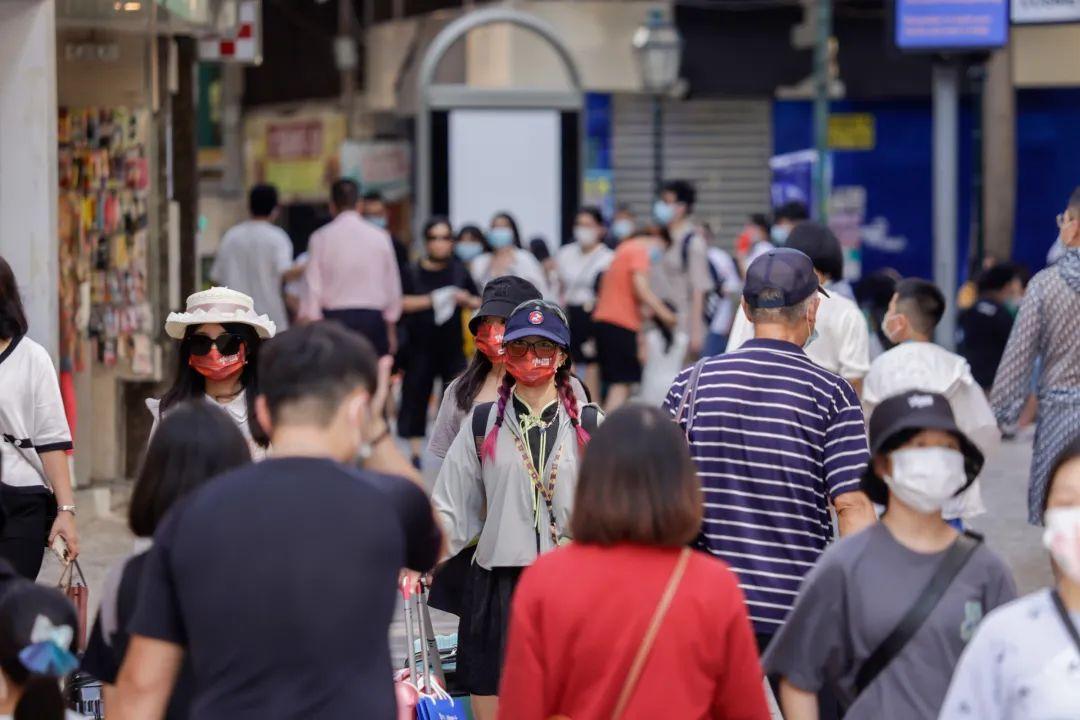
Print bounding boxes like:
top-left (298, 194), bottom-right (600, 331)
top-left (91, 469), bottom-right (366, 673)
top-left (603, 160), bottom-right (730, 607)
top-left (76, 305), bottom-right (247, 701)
top-left (548, 547), bottom-right (692, 720)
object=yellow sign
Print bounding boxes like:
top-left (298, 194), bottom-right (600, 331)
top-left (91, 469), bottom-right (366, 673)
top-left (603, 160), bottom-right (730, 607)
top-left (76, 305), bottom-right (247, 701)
top-left (828, 114), bottom-right (875, 151)
top-left (244, 108), bottom-right (346, 202)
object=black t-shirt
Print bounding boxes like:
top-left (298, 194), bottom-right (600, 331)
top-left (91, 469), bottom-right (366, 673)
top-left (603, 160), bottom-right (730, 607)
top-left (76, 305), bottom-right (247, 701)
top-left (401, 260), bottom-right (477, 350)
top-left (128, 457), bottom-right (441, 720)
top-left (82, 552), bottom-right (193, 720)
top-left (957, 299), bottom-right (1015, 389)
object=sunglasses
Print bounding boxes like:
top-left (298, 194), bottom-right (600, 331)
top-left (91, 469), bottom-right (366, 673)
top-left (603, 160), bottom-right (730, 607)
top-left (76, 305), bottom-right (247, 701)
top-left (427, 232), bottom-right (453, 241)
top-left (187, 333), bottom-right (244, 357)
top-left (506, 339), bottom-right (560, 359)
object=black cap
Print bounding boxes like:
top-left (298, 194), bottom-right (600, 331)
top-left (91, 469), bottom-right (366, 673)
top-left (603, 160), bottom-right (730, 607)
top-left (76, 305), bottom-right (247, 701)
top-left (468, 276), bottom-right (543, 334)
top-left (861, 390), bottom-right (984, 504)
top-left (503, 300), bottom-right (571, 348)
top-left (743, 247), bottom-right (829, 310)
top-left (786, 222), bottom-right (844, 282)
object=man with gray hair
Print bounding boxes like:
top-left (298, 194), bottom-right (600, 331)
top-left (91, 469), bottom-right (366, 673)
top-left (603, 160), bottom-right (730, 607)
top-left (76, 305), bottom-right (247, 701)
top-left (664, 247), bottom-right (876, 653)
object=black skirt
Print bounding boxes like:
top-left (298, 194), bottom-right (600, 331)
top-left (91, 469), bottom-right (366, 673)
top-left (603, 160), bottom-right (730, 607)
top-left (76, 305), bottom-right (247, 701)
top-left (456, 563), bottom-right (524, 696)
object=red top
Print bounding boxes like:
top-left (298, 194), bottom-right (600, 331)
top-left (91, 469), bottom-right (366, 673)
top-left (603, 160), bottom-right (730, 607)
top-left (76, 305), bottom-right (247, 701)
top-left (498, 543), bottom-right (771, 720)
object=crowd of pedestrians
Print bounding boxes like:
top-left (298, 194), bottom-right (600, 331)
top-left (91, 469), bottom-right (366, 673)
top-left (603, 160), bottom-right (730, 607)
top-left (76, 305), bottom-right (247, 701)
top-left (0, 177), bottom-right (1079, 720)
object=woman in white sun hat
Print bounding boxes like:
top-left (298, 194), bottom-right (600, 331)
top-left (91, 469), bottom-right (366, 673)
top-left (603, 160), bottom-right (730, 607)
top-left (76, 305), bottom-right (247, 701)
top-left (146, 287), bottom-right (276, 458)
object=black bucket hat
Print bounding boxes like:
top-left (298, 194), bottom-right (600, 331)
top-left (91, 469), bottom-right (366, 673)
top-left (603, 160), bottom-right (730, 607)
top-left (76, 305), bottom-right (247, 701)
top-left (861, 390), bottom-right (984, 505)
top-left (468, 276), bottom-right (543, 335)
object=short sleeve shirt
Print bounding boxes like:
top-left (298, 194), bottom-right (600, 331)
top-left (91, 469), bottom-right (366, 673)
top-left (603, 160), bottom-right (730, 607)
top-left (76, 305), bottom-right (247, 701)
top-left (663, 339), bottom-right (871, 634)
top-left (940, 589), bottom-right (1080, 720)
top-left (555, 243), bottom-right (614, 309)
top-left (957, 300), bottom-right (1015, 389)
top-left (128, 458), bottom-right (441, 720)
top-left (763, 524), bottom-right (1017, 719)
top-left (210, 220), bottom-right (294, 331)
top-left (592, 240), bottom-right (652, 332)
top-left (401, 260), bottom-right (478, 352)
top-left (650, 228), bottom-right (714, 332)
top-left (0, 336), bottom-right (72, 489)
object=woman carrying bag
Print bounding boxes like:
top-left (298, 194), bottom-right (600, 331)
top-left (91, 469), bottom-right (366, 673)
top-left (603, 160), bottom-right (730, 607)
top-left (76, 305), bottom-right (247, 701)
top-left (433, 300), bottom-right (601, 720)
top-left (497, 406), bottom-right (770, 720)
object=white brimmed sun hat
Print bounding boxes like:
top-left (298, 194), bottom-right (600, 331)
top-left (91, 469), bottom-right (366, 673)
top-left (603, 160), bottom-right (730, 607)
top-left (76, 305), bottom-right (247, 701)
top-left (164, 287), bottom-right (277, 340)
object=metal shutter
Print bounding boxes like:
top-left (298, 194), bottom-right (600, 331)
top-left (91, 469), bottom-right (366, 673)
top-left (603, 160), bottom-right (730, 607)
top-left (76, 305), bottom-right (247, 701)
top-left (611, 95), bottom-right (773, 248)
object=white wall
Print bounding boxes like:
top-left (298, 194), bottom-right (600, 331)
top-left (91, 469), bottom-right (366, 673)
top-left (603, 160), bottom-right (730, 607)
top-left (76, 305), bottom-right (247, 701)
top-left (0, 0), bottom-right (58, 358)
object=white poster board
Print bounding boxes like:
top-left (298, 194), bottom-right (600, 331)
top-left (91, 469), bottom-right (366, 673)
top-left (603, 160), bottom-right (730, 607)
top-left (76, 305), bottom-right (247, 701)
top-left (1011, 0), bottom-right (1080, 23)
top-left (449, 109), bottom-right (561, 252)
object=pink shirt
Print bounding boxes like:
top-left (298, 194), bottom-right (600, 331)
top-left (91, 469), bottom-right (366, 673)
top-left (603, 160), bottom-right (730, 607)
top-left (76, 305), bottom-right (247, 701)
top-left (300, 211), bottom-right (403, 323)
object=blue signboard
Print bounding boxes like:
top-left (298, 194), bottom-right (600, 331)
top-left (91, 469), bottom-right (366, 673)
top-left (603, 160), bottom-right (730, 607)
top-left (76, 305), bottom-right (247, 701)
top-left (895, 0), bottom-right (1008, 51)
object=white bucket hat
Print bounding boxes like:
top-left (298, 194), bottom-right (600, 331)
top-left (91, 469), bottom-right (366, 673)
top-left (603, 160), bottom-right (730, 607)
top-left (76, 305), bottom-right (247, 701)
top-left (164, 287), bottom-right (277, 340)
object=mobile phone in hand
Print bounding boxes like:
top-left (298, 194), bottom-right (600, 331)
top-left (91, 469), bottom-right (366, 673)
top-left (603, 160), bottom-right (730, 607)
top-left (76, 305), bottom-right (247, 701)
top-left (51, 535), bottom-right (70, 564)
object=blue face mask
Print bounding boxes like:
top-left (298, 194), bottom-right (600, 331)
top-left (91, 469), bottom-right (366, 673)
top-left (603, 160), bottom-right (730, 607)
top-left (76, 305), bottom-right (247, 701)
top-left (454, 241), bottom-right (484, 262)
top-left (366, 215), bottom-right (388, 229)
top-left (771, 224), bottom-right (790, 244)
top-left (653, 200), bottom-right (676, 226)
top-left (804, 326), bottom-right (819, 349)
top-left (612, 219), bottom-right (634, 240)
top-left (488, 227), bottom-right (515, 249)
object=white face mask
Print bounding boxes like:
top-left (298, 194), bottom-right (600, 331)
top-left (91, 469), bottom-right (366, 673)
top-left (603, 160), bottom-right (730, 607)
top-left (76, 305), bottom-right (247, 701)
top-left (574, 226), bottom-right (599, 248)
top-left (884, 446), bottom-right (967, 514)
top-left (881, 313), bottom-right (904, 344)
top-left (1043, 507), bottom-right (1080, 584)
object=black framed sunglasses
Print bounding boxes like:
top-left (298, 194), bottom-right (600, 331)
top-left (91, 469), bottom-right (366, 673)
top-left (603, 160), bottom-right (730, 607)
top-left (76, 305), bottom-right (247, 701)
top-left (187, 333), bottom-right (244, 357)
top-left (427, 231), bottom-right (453, 241)
top-left (505, 338), bottom-right (560, 359)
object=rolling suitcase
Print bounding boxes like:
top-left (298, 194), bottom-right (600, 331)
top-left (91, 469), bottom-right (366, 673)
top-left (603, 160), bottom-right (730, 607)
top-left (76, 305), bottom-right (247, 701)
top-left (398, 580), bottom-right (471, 720)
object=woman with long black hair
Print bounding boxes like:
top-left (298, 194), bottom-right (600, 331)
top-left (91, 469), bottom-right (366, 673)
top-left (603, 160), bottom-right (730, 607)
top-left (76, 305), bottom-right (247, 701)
top-left (0, 256), bottom-right (79, 579)
top-left (82, 400), bottom-right (252, 719)
top-left (147, 287), bottom-right (276, 457)
top-left (469, 212), bottom-right (551, 298)
top-left (433, 299), bottom-right (602, 720)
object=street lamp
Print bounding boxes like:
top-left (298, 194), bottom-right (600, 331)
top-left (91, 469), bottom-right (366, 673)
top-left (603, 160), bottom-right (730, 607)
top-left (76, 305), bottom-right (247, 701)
top-left (633, 8), bottom-right (683, 198)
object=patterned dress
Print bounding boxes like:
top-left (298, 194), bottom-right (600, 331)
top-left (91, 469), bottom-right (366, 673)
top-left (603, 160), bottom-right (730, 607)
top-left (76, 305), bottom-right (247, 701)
top-left (990, 248), bottom-right (1080, 524)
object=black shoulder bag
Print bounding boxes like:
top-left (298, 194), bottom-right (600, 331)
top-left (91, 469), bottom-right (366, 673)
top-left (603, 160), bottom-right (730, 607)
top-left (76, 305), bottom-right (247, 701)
top-left (853, 531), bottom-right (983, 700)
top-left (426, 402), bottom-right (495, 616)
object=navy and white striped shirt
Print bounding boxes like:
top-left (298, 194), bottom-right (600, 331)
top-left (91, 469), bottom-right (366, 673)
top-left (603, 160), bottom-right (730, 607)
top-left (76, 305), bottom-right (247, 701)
top-left (664, 338), bottom-right (869, 635)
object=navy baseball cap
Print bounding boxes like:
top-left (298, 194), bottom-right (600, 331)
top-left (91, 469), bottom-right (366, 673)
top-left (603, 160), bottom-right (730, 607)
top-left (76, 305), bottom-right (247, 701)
top-left (861, 390), bottom-right (984, 505)
top-left (503, 300), bottom-right (571, 348)
top-left (743, 247), bottom-right (829, 309)
top-left (468, 276), bottom-right (543, 334)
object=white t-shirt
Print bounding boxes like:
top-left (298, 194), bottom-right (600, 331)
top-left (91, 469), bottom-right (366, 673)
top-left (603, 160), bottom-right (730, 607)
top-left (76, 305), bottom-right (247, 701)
top-left (146, 390), bottom-right (265, 461)
top-left (471, 249), bottom-right (553, 300)
top-left (555, 243), bottom-right (614, 309)
top-left (862, 341), bottom-right (1000, 520)
top-left (0, 336), bottom-right (72, 489)
top-left (706, 247), bottom-right (743, 336)
top-left (210, 220), bottom-right (294, 331)
top-left (727, 290), bottom-right (871, 380)
top-left (940, 588), bottom-right (1080, 720)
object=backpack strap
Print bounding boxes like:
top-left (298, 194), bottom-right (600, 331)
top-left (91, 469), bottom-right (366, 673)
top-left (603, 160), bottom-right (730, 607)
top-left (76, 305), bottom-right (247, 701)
top-left (471, 401), bottom-right (496, 463)
top-left (579, 404), bottom-right (601, 436)
top-left (680, 231), bottom-right (695, 272)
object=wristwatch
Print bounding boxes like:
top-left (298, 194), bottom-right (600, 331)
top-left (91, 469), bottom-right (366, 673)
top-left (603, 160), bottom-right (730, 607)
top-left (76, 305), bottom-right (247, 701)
top-left (57, 505), bottom-right (77, 516)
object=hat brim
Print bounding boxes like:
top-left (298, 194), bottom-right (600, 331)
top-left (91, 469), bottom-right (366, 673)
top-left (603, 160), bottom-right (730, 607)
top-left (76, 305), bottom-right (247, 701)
top-left (165, 310), bottom-right (276, 340)
top-left (862, 415), bottom-right (985, 503)
top-left (468, 300), bottom-right (518, 335)
top-left (502, 326), bottom-right (570, 347)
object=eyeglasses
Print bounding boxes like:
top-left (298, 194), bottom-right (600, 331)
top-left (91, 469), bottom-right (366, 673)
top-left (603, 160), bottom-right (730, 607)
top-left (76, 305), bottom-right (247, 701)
top-left (506, 339), bottom-right (560, 359)
top-left (1057, 212), bottom-right (1076, 229)
top-left (427, 233), bottom-right (453, 241)
top-left (187, 333), bottom-right (244, 357)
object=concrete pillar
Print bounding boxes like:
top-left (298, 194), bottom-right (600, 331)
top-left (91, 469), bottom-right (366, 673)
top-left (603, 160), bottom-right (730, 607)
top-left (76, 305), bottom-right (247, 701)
top-left (0, 0), bottom-right (58, 359)
top-left (983, 47), bottom-right (1016, 263)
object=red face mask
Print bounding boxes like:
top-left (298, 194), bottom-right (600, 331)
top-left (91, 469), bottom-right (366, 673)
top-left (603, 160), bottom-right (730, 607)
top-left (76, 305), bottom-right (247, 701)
top-left (505, 350), bottom-right (559, 387)
top-left (475, 322), bottom-right (506, 363)
top-left (189, 344), bottom-right (246, 382)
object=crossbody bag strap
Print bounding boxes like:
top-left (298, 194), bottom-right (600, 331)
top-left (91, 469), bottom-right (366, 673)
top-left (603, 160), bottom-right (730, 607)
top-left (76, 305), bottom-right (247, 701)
top-left (611, 547), bottom-right (692, 720)
top-left (1050, 589), bottom-right (1080, 656)
top-left (673, 359), bottom-right (706, 434)
top-left (854, 531), bottom-right (983, 696)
